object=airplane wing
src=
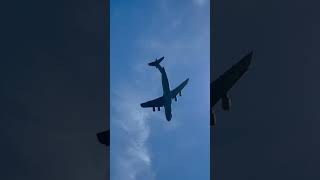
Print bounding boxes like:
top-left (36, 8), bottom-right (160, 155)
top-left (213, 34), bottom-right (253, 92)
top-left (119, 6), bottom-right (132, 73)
top-left (97, 130), bottom-right (110, 146)
top-left (211, 52), bottom-right (252, 107)
top-left (170, 78), bottom-right (189, 98)
top-left (140, 96), bottom-right (165, 108)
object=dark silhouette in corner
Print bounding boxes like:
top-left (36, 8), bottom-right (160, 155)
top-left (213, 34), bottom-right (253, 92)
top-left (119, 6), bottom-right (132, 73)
top-left (97, 130), bottom-right (110, 147)
top-left (211, 52), bottom-right (253, 126)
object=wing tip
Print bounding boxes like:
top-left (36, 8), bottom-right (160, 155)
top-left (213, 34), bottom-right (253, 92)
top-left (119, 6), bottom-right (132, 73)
top-left (97, 130), bottom-right (110, 146)
top-left (239, 51), bottom-right (253, 68)
top-left (140, 103), bottom-right (146, 108)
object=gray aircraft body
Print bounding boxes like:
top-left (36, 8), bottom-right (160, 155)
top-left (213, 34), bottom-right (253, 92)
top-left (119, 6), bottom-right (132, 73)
top-left (141, 57), bottom-right (189, 121)
top-left (211, 52), bottom-right (253, 126)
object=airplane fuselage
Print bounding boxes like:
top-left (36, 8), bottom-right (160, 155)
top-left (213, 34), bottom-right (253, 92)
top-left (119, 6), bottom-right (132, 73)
top-left (158, 66), bottom-right (172, 121)
top-left (141, 57), bottom-right (189, 121)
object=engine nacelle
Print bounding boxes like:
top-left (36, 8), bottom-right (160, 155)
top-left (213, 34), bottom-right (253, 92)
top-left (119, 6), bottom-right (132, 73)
top-left (158, 107), bottom-right (160, 111)
top-left (179, 91), bottom-right (182, 96)
top-left (153, 107), bottom-right (155, 112)
top-left (221, 94), bottom-right (231, 111)
top-left (174, 97), bottom-right (177, 101)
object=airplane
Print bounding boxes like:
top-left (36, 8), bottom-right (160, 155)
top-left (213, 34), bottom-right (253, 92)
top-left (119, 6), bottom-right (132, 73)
top-left (140, 57), bottom-right (189, 121)
top-left (97, 130), bottom-right (110, 147)
top-left (148, 56), bottom-right (164, 66)
top-left (211, 51), bottom-right (253, 126)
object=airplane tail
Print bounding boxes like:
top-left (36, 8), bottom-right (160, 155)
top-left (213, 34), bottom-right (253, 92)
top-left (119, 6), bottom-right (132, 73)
top-left (148, 56), bottom-right (164, 67)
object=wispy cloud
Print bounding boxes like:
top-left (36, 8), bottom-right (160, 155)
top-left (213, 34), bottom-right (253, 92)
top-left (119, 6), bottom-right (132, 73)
top-left (111, 81), bottom-right (156, 180)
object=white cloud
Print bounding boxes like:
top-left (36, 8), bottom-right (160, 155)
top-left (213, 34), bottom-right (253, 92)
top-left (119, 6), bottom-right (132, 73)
top-left (111, 82), bottom-right (156, 180)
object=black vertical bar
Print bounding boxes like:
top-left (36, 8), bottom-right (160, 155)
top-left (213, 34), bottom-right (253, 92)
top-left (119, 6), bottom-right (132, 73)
top-left (105, 0), bottom-right (110, 179)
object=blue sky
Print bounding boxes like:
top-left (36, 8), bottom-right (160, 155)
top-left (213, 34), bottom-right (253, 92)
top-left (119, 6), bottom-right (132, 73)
top-left (110, 0), bottom-right (210, 179)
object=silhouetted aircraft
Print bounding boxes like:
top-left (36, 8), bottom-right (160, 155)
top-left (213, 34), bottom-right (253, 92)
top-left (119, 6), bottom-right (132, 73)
top-left (97, 130), bottom-right (110, 146)
top-left (211, 52), bottom-right (253, 126)
top-left (140, 57), bottom-right (189, 121)
top-left (148, 56), bottom-right (164, 66)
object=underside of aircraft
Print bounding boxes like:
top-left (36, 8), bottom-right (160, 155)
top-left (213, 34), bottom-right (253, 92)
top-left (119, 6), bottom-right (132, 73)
top-left (211, 52), bottom-right (253, 126)
top-left (140, 57), bottom-right (189, 121)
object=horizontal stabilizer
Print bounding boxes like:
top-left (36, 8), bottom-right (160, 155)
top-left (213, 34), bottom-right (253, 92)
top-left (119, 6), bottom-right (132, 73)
top-left (148, 56), bottom-right (164, 66)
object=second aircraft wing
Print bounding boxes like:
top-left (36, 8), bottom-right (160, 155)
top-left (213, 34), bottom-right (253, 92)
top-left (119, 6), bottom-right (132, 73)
top-left (140, 96), bottom-right (165, 108)
top-left (211, 52), bottom-right (252, 107)
top-left (170, 78), bottom-right (189, 99)
top-left (210, 52), bottom-right (252, 126)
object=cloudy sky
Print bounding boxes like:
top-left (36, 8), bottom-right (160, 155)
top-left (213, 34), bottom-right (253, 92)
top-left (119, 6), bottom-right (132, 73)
top-left (110, 0), bottom-right (210, 180)
top-left (3, 0), bottom-right (320, 179)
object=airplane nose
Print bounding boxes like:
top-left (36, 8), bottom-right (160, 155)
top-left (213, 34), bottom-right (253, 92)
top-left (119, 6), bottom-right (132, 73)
top-left (166, 114), bottom-right (172, 121)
